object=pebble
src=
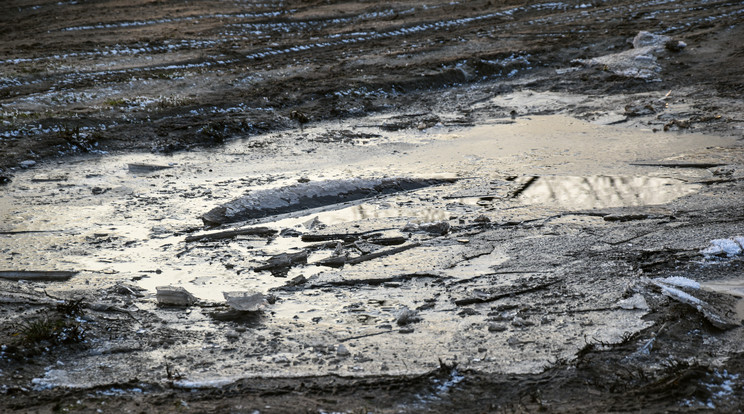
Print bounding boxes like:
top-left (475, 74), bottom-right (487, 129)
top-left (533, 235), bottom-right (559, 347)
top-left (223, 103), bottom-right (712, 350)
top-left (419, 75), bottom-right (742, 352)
top-left (511, 317), bottom-right (535, 327)
top-left (19, 160), bottom-right (37, 169)
top-left (488, 323), bottom-right (507, 332)
top-left (336, 344), bottom-right (351, 357)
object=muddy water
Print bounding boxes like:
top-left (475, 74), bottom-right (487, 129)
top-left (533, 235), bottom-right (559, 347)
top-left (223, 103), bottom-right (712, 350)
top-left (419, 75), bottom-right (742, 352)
top-left (1, 111), bottom-right (736, 387)
top-left (1, 113), bottom-right (725, 299)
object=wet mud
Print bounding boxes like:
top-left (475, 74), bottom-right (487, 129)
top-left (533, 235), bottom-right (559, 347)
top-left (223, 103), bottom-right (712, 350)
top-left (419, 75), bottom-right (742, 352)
top-left (1, 0), bottom-right (744, 413)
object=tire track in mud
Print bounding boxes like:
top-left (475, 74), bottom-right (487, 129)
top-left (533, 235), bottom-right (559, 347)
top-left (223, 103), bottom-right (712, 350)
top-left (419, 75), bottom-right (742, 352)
top-left (1, 0), bottom-right (743, 164)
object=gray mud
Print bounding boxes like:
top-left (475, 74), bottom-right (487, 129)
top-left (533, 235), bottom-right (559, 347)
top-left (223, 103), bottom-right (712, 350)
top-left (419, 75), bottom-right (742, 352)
top-left (2, 0), bottom-right (744, 412)
top-left (2, 106), bottom-right (744, 412)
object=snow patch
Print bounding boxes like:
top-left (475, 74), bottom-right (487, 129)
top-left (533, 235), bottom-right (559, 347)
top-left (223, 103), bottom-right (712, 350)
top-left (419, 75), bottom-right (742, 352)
top-left (654, 276), bottom-right (700, 290)
top-left (702, 238), bottom-right (744, 258)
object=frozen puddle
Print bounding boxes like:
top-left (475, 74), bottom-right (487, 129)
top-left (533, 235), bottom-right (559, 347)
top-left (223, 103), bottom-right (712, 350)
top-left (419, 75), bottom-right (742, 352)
top-left (1, 113), bottom-right (737, 389)
top-left (0, 113), bottom-right (732, 299)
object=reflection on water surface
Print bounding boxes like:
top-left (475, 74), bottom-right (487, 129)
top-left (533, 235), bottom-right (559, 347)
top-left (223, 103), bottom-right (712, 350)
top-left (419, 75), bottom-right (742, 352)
top-left (519, 176), bottom-right (700, 209)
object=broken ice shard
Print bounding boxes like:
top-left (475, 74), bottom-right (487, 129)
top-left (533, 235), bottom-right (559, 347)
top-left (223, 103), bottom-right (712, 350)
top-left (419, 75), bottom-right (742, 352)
top-left (201, 177), bottom-right (456, 225)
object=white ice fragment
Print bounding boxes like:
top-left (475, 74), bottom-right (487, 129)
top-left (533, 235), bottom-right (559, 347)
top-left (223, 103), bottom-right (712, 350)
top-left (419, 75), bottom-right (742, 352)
top-left (654, 276), bottom-right (700, 290)
top-left (702, 238), bottom-right (743, 257)
top-left (660, 285), bottom-right (703, 307)
top-left (222, 291), bottom-right (266, 311)
top-left (173, 378), bottom-right (236, 389)
top-left (617, 293), bottom-right (649, 310)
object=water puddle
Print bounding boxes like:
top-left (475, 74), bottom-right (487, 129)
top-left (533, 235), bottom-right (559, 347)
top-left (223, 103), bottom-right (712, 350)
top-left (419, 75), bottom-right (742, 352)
top-left (0, 113), bottom-right (734, 304)
top-left (518, 175), bottom-right (700, 209)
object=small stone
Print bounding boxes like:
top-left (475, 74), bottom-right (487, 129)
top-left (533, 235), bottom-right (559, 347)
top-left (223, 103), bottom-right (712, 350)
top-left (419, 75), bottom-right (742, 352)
top-left (273, 355), bottom-right (290, 364)
top-left (458, 308), bottom-right (480, 317)
top-left (488, 323), bottom-right (507, 332)
top-left (336, 344), bottom-right (351, 357)
top-left (279, 228), bottom-right (303, 237)
top-left (511, 317), bottom-right (535, 327)
top-left (420, 221), bottom-right (450, 235)
top-left (396, 308), bottom-right (421, 326)
top-left (399, 327), bottom-right (414, 334)
top-left (474, 215), bottom-right (491, 223)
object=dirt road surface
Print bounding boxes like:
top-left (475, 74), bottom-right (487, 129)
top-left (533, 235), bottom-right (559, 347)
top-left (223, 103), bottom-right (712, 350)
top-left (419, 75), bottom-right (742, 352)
top-left (1, 0), bottom-right (744, 412)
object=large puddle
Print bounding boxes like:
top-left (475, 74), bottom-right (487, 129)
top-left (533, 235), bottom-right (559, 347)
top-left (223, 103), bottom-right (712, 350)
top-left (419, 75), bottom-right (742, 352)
top-left (0, 113), bottom-right (730, 301)
top-left (2, 110), bottom-right (737, 388)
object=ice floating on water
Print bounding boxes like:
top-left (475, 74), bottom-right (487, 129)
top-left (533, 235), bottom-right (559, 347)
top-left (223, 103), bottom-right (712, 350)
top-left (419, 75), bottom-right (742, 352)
top-left (223, 291), bottom-right (266, 311)
top-left (201, 177), bottom-right (456, 225)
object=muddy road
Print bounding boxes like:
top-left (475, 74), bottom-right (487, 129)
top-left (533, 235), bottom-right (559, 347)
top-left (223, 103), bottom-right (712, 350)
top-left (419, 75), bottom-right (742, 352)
top-left (2, 0), bottom-right (744, 168)
top-left (2, 0), bottom-right (744, 413)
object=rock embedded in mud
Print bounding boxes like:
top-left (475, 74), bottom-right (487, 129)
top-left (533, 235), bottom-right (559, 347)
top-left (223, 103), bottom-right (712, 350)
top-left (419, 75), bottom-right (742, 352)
top-left (488, 323), bottom-right (508, 332)
top-left (336, 344), bottom-right (351, 357)
top-left (201, 177), bottom-right (456, 225)
top-left (396, 308), bottom-right (421, 326)
top-left (128, 163), bottom-right (173, 173)
top-left (402, 221), bottom-right (451, 235)
top-left (156, 286), bottom-right (197, 306)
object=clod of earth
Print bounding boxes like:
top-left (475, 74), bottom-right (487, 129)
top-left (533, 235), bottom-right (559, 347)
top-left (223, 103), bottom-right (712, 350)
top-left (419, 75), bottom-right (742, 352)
top-left (254, 251), bottom-right (309, 277)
